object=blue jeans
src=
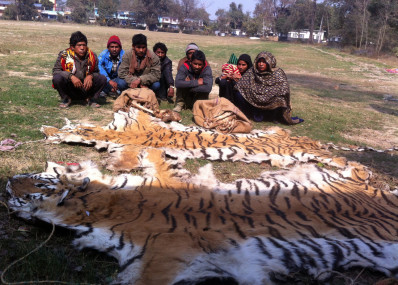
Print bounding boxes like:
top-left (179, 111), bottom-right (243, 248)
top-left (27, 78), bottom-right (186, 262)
top-left (150, 81), bottom-right (160, 92)
top-left (102, 77), bottom-right (128, 94)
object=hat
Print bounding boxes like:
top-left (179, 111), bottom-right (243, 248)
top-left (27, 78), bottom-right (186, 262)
top-left (107, 35), bottom-right (122, 49)
top-left (227, 53), bottom-right (238, 65)
top-left (185, 43), bottom-right (199, 53)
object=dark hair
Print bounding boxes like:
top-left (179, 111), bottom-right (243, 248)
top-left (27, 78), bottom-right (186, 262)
top-left (69, 31), bottom-right (87, 46)
top-left (132, 34), bottom-right (147, 46)
top-left (191, 50), bottom-right (206, 63)
top-left (238, 54), bottom-right (253, 70)
top-left (153, 42), bottom-right (168, 53)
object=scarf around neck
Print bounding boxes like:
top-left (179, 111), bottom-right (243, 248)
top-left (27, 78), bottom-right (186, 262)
top-left (128, 49), bottom-right (152, 75)
top-left (60, 47), bottom-right (96, 75)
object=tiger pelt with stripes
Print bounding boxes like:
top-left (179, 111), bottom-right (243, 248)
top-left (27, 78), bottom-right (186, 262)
top-left (7, 107), bottom-right (398, 285)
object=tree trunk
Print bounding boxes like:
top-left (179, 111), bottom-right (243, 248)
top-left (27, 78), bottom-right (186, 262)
top-left (359, 0), bottom-right (369, 49)
top-left (377, 23), bottom-right (387, 55)
top-left (309, 0), bottom-right (316, 44)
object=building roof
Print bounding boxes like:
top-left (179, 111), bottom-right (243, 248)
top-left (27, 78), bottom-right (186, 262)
top-left (0, 0), bottom-right (14, 4)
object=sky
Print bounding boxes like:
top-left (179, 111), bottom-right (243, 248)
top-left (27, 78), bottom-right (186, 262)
top-left (203, 0), bottom-right (258, 20)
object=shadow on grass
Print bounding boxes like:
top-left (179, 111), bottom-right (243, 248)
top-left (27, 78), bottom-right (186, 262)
top-left (339, 151), bottom-right (398, 180)
top-left (369, 104), bottom-right (398, 116)
top-left (288, 73), bottom-right (395, 102)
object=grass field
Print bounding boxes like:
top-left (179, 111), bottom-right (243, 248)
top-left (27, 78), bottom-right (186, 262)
top-left (0, 20), bottom-right (397, 284)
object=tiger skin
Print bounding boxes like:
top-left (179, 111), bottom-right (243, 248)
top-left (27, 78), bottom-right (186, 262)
top-left (41, 108), bottom-right (346, 172)
top-left (7, 107), bottom-right (398, 285)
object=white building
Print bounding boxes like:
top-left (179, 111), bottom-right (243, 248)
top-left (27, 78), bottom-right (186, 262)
top-left (287, 29), bottom-right (325, 42)
top-left (158, 16), bottom-right (179, 29)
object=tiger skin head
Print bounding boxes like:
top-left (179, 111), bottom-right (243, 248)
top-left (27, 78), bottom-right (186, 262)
top-left (8, 108), bottom-right (398, 285)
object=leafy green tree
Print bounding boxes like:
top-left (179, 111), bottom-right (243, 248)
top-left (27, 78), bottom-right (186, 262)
top-left (194, 7), bottom-right (210, 24)
top-left (243, 16), bottom-right (262, 36)
top-left (67, 0), bottom-right (94, 23)
top-left (228, 2), bottom-right (245, 29)
top-left (4, 0), bottom-right (38, 20)
top-left (71, 4), bottom-right (88, 23)
top-left (97, 0), bottom-right (117, 23)
top-left (215, 8), bottom-right (230, 32)
top-left (3, 4), bottom-right (18, 19)
top-left (133, 0), bottom-right (172, 28)
top-left (367, 0), bottom-right (398, 53)
top-left (38, 0), bottom-right (54, 10)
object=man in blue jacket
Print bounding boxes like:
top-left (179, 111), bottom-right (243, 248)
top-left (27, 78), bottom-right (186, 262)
top-left (174, 50), bottom-right (213, 112)
top-left (98, 35), bottom-right (128, 97)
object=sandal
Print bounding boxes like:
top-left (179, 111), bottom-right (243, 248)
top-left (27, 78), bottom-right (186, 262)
top-left (59, 98), bottom-right (71, 108)
top-left (87, 99), bottom-right (100, 108)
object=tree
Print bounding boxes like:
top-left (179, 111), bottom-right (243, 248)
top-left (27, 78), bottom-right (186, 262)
top-left (228, 2), bottom-right (245, 29)
top-left (254, 0), bottom-right (277, 35)
top-left (215, 8), bottom-right (229, 33)
top-left (67, 0), bottom-right (92, 23)
top-left (71, 5), bottom-right (88, 23)
top-left (38, 0), bottom-right (54, 10)
top-left (180, 0), bottom-right (195, 18)
top-left (243, 16), bottom-right (262, 36)
top-left (309, 0), bottom-right (317, 44)
top-left (195, 6), bottom-right (210, 24)
top-left (133, 0), bottom-right (173, 28)
top-left (97, 0), bottom-right (118, 23)
top-left (3, 0), bottom-right (38, 20)
top-left (368, 0), bottom-right (398, 54)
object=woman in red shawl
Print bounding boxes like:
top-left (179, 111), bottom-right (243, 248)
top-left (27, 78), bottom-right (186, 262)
top-left (234, 51), bottom-right (302, 124)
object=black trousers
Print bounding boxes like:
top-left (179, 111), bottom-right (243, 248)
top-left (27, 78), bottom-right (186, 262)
top-left (53, 73), bottom-right (107, 101)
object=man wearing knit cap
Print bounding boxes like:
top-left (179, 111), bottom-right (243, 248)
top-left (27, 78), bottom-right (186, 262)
top-left (177, 42), bottom-right (199, 71)
top-left (98, 35), bottom-right (127, 97)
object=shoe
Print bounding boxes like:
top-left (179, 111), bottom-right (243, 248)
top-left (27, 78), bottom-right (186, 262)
top-left (167, 97), bottom-right (174, 104)
top-left (159, 96), bottom-right (168, 101)
top-left (173, 105), bottom-right (182, 113)
top-left (99, 91), bottom-right (107, 98)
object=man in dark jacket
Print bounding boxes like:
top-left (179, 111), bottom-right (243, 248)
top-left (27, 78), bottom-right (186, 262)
top-left (174, 50), bottom-right (213, 112)
top-left (153, 42), bottom-right (174, 104)
top-left (98, 35), bottom-right (127, 97)
top-left (118, 33), bottom-right (161, 91)
top-left (53, 31), bottom-right (106, 108)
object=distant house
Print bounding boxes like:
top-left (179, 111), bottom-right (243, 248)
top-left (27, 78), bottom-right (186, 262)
top-left (287, 29), bottom-right (326, 42)
top-left (0, 0), bottom-right (14, 18)
top-left (158, 16), bottom-right (179, 30)
top-left (116, 11), bottom-right (129, 21)
top-left (183, 18), bottom-right (203, 30)
top-left (40, 10), bottom-right (65, 20)
top-left (231, 29), bottom-right (246, 36)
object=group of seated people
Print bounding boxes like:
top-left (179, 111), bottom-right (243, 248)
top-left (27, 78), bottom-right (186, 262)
top-left (52, 31), bottom-right (301, 124)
